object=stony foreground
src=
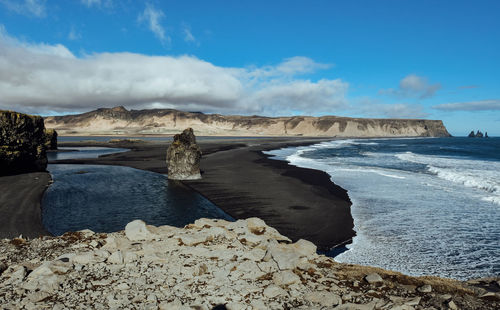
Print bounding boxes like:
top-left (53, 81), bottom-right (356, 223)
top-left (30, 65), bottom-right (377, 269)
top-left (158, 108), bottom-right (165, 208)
top-left (0, 218), bottom-right (498, 309)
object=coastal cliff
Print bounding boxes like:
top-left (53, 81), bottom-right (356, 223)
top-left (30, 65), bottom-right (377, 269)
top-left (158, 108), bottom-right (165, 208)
top-left (44, 106), bottom-right (451, 137)
top-left (0, 111), bottom-right (48, 175)
top-left (0, 218), bottom-right (497, 309)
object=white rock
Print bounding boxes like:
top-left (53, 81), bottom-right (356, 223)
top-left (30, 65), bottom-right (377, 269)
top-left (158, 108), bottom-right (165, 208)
top-left (107, 251), bottom-right (124, 264)
top-left (365, 273), bottom-right (383, 284)
top-left (305, 291), bottom-right (342, 307)
top-left (265, 243), bottom-right (301, 270)
top-left (272, 270), bottom-right (301, 286)
top-left (23, 262), bottom-right (64, 292)
top-left (125, 220), bottom-right (158, 241)
top-left (226, 302), bottom-right (248, 310)
top-left (263, 285), bottom-right (286, 298)
top-left (448, 300), bottom-right (458, 310)
top-left (417, 284), bottom-right (432, 293)
top-left (250, 299), bottom-right (267, 310)
top-left (78, 229), bottom-right (95, 237)
top-left (123, 251), bottom-right (138, 263)
top-left (71, 253), bottom-right (94, 264)
top-left (179, 233), bottom-right (209, 246)
top-left (115, 283), bottom-right (129, 290)
top-left (292, 239), bottom-right (317, 257)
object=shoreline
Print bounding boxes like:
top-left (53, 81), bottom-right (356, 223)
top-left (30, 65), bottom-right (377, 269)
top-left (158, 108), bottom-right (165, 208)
top-left (49, 137), bottom-right (354, 250)
top-left (0, 172), bottom-right (51, 239)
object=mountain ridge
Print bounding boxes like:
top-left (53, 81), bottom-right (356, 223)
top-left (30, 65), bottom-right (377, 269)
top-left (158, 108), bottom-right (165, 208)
top-left (44, 106), bottom-right (451, 137)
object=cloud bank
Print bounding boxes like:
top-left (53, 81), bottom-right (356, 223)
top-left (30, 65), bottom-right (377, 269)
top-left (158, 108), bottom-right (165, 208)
top-left (0, 28), bottom-right (348, 116)
top-left (433, 100), bottom-right (500, 111)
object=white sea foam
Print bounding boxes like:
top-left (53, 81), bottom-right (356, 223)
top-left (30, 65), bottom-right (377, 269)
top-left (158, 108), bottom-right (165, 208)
top-left (396, 152), bottom-right (500, 205)
top-left (267, 138), bottom-right (500, 279)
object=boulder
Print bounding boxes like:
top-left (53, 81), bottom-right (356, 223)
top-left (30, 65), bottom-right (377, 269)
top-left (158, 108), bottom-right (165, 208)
top-left (166, 128), bottom-right (202, 180)
top-left (0, 110), bottom-right (48, 175)
top-left (44, 129), bottom-right (58, 150)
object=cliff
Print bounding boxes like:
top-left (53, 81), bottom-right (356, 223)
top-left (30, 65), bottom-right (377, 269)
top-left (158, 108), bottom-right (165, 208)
top-left (44, 106), bottom-right (451, 137)
top-left (0, 111), bottom-right (48, 175)
top-left (0, 218), bottom-right (497, 309)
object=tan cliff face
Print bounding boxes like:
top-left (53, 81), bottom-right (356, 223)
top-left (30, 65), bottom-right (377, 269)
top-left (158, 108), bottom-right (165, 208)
top-left (44, 106), bottom-right (451, 137)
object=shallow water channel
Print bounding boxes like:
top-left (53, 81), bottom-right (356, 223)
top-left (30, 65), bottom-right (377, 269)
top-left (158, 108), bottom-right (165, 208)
top-left (42, 147), bottom-right (233, 236)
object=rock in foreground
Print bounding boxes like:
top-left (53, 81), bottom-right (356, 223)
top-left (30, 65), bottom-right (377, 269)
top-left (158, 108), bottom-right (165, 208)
top-left (0, 111), bottom-right (48, 175)
top-left (1, 218), bottom-right (498, 309)
top-left (166, 128), bottom-right (202, 180)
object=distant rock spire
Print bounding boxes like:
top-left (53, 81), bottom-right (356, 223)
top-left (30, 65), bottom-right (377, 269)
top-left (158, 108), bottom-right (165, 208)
top-left (468, 130), bottom-right (475, 138)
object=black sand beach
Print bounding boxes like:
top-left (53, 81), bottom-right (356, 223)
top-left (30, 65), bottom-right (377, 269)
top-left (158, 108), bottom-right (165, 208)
top-left (0, 172), bottom-right (50, 239)
top-left (1, 137), bottom-right (354, 250)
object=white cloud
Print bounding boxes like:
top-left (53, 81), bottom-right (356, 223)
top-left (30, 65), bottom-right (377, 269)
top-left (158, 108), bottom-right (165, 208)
top-left (380, 74), bottom-right (441, 99)
top-left (0, 0), bottom-right (46, 18)
top-left (246, 56), bottom-right (332, 81)
top-left (138, 4), bottom-right (169, 45)
top-left (68, 26), bottom-right (81, 41)
top-left (183, 26), bottom-right (196, 43)
top-left (247, 79), bottom-right (348, 115)
top-left (0, 27), bottom-right (348, 116)
top-left (80, 0), bottom-right (112, 8)
top-left (433, 99), bottom-right (500, 111)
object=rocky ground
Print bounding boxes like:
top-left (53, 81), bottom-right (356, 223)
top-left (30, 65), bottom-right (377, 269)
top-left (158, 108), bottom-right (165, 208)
top-left (0, 218), bottom-right (498, 310)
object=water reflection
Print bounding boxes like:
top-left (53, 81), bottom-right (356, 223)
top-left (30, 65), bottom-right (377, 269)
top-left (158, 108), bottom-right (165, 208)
top-left (42, 164), bottom-right (233, 235)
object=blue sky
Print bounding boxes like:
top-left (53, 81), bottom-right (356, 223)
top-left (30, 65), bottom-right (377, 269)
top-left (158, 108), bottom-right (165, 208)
top-left (0, 0), bottom-right (499, 135)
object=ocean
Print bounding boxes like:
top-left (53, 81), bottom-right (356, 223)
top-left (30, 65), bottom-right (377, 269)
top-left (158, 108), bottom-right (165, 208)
top-left (265, 137), bottom-right (500, 280)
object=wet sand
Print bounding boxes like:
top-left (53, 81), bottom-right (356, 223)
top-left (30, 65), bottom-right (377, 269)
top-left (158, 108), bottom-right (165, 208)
top-left (53, 137), bottom-right (354, 250)
top-left (0, 172), bottom-right (51, 239)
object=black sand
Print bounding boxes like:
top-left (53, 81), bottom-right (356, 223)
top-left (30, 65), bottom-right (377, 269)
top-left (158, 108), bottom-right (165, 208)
top-left (0, 172), bottom-right (51, 239)
top-left (52, 138), bottom-right (354, 250)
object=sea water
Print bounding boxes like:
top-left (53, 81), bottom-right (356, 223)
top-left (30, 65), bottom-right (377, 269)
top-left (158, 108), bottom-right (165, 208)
top-left (265, 137), bottom-right (500, 280)
top-left (43, 148), bottom-right (233, 236)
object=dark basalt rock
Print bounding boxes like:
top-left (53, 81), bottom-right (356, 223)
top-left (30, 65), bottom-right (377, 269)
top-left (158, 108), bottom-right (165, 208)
top-left (166, 128), bottom-right (202, 180)
top-left (44, 129), bottom-right (58, 150)
top-left (476, 130), bottom-right (484, 138)
top-left (468, 130), bottom-right (476, 138)
top-left (1, 111), bottom-right (48, 175)
top-left (485, 132), bottom-right (489, 138)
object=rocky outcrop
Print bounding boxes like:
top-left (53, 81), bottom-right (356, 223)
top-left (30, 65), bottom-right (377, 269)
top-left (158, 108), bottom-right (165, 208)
top-left (0, 218), bottom-right (497, 309)
top-left (44, 129), bottom-right (58, 150)
top-left (166, 128), bottom-right (202, 180)
top-left (0, 111), bottom-right (47, 175)
top-left (45, 107), bottom-right (452, 137)
top-left (468, 130), bottom-right (489, 138)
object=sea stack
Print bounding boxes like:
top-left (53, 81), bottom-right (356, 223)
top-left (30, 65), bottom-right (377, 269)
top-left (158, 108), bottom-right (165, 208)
top-left (44, 128), bottom-right (58, 150)
top-left (468, 130), bottom-right (476, 138)
top-left (166, 128), bottom-right (202, 180)
top-left (0, 110), bottom-right (48, 175)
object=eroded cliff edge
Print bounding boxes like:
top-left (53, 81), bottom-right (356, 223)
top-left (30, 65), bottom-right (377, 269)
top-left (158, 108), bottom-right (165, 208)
top-left (45, 106), bottom-right (451, 137)
top-left (0, 218), bottom-right (497, 309)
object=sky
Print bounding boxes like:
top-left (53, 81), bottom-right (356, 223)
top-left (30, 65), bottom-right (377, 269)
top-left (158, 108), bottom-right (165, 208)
top-left (0, 0), bottom-right (499, 136)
